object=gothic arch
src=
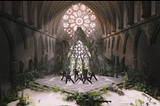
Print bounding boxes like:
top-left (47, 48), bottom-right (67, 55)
top-left (150, 22), bottom-right (160, 45)
top-left (0, 20), bottom-right (14, 61)
top-left (19, 27), bottom-right (28, 49)
top-left (133, 28), bottom-right (142, 71)
top-left (134, 28), bottom-right (142, 59)
top-left (0, 20), bottom-right (13, 86)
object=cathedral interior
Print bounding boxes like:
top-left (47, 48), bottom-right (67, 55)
top-left (1, 1), bottom-right (160, 105)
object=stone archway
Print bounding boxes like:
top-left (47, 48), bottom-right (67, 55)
top-left (0, 21), bottom-right (14, 87)
top-left (66, 27), bottom-right (91, 73)
top-left (68, 40), bottom-right (91, 73)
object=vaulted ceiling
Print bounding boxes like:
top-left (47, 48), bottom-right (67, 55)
top-left (32, 1), bottom-right (125, 29)
top-left (28, 1), bottom-right (132, 41)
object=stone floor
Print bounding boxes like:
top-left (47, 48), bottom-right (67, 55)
top-left (7, 74), bottom-right (160, 106)
top-left (36, 74), bottom-right (124, 92)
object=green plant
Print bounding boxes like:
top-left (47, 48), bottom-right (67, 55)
top-left (130, 99), bottom-right (144, 106)
top-left (61, 89), bottom-right (66, 93)
top-left (53, 87), bottom-right (60, 92)
top-left (16, 92), bottom-right (33, 106)
top-left (136, 99), bottom-right (144, 105)
top-left (102, 86), bottom-right (108, 93)
top-left (2, 102), bottom-right (7, 106)
top-left (1, 89), bottom-right (18, 104)
top-left (130, 98), bottom-right (157, 106)
top-left (106, 83), bottom-right (124, 95)
top-left (63, 97), bottom-right (67, 101)
top-left (64, 91), bottom-right (111, 106)
top-left (157, 96), bottom-right (160, 100)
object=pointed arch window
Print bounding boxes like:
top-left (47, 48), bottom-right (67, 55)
top-left (68, 40), bottom-right (91, 72)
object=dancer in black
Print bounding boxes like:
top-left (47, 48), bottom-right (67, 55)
top-left (74, 69), bottom-right (79, 81)
top-left (83, 68), bottom-right (92, 84)
top-left (89, 71), bottom-right (98, 81)
top-left (83, 68), bottom-right (88, 76)
top-left (65, 72), bottom-right (74, 84)
top-left (75, 73), bottom-right (83, 83)
top-left (60, 71), bottom-right (66, 81)
top-left (83, 74), bottom-right (92, 84)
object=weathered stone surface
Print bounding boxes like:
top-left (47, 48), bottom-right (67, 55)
top-left (36, 74), bottom-right (124, 93)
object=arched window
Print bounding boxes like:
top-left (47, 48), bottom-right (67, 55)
top-left (68, 40), bottom-right (91, 72)
top-left (62, 3), bottom-right (97, 37)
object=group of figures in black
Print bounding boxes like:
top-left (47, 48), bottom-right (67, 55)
top-left (60, 68), bottom-right (98, 84)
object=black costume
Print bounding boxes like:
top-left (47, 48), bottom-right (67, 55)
top-left (83, 68), bottom-right (88, 76)
top-left (83, 74), bottom-right (92, 84)
top-left (65, 73), bottom-right (74, 84)
top-left (74, 69), bottom-right (79, 80)
top-left (75, 74), bottom-right (83, 83)
top-left (61, 71), bottom-right (66, 81)
top-left (89, 72), bottom-right (98, 81)
top-left (83, 68), bottom-right (92, 84)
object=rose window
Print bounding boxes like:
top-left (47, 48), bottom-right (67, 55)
top-left (62, 3), bottom-right (97, 37)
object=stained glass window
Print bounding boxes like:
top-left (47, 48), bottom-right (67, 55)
top-left (68, 40), bottom-right (91, 72)
top-left (62, 3), bottom-right (97, 37)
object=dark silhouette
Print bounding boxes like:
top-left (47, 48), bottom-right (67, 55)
top-left (83, 74), bottom-right (92, 84)
top-left (83, 68), bottom-right (88, 76)
top-left (83, 68), bottom-right (92, 84)
top-left (75, 73), bottom-right (83, 83)
top-left (65, 72), bottom-right (74, 84)
top-left (89, 72), bottom-right (98, 81)
top-left (74, 69), bottom-right (79, 80)
top-left (60, 71), bottom-right (66, 81)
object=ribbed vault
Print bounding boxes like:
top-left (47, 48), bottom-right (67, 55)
top-left (23, 1), bottom-right (133, 41)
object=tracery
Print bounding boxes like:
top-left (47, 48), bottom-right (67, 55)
top-left (62, 3), bottom-right (97, 37)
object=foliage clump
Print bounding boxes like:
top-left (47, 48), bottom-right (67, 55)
top-left (64, 91), bottom-right (111, 106)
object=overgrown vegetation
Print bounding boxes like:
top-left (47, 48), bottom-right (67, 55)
top-left (130, 98), bottom-right (157, 106)
top-left (16, 92), bottom-right (35, 106)
top-left (122, 69), bottom-right (160, 100)
top-left (62, 89), bottom-right (112, 106)
top-left (100, 64), bottom-right (128, 77)
top-left (1, 89), bottom-right (18, 106)
top-left (100, 59), bottom-right (160, 101)
top-left (3, 57), bottom-right (160, 106)
top-left (104, 83), bottom-right (124, 96)
top-left (1, 69), bottom-right (44, 106)
top-left (22, 81), bottom-right (113, 106)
